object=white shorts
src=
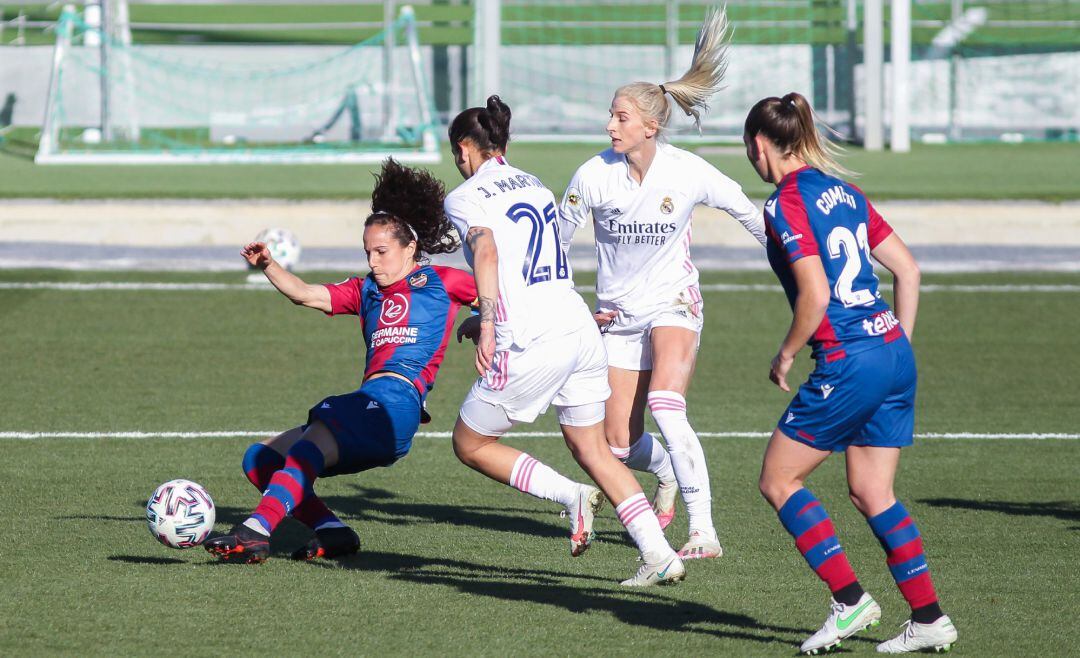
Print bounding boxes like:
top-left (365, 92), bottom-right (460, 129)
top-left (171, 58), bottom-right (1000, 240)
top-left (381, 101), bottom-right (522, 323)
top-left (601, 285), bottom-right (704, 371)
top-left (464, 325), bottom-right (611, 426)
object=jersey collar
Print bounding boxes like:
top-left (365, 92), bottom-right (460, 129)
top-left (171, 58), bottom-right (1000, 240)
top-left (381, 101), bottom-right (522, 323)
top-left (778, 164), bottom-right (812, 188)
top-left (476, 155), bottom-right (508, 176)
top-left (368, 264), bottom-right (424, 297)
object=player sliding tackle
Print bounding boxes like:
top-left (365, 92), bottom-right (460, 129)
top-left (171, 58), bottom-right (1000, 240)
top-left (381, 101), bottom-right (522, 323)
top-left (446, 96), bottom-right (685, 586)
top-left (204, 160), bottom-right (477, 563)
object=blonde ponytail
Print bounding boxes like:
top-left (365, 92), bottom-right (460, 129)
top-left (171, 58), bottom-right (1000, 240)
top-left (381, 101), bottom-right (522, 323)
top-left (663, 6), bottom-right (731, 129)
top-left (614, 5), bottom-right (732, 135)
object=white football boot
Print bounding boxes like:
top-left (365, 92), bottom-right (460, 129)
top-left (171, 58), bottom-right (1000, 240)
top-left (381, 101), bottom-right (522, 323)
top-left (563, 484), bottom-right (604, 557)
top-left (620, 551), bottom-right (686, 587)
top-left (651, 479), bottom-right (678, 530)
top-left (876, 616), bottom-right (958, 653)
top-left (677, 529), bottom-right (724, 559)
top-left (800, 593), bottom-right (882, 655)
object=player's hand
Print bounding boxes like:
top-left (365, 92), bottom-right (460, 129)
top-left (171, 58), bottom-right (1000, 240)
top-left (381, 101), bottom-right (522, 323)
top-left (475, 322), bottom-right (496, 376)
top-left (457, 315), bottom-right (482, 345)
top-left (770, 351), bottom-right (794, 392)
top-left (241, 242), bottom-right (274, 270)
top-left (594, 310), bottom-right (617, 331)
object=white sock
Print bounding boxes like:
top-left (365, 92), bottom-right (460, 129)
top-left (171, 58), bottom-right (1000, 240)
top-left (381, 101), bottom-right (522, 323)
top-left (242, 517), bottom-right (270, 537)
top-left (609, 444), bottom-right (631, 461)
top-left (508, 453), bottom-right (579, 508)
top-left (647, 391), bottom-right (716, 537)
top-left (615, 492), bottom-right (672, 559)
top-left (624, 432), bottom-right (676, 484)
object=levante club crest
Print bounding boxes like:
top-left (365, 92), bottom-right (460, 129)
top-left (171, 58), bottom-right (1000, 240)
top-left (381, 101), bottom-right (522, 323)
top-left (409, 272), bottom-right (428, 288)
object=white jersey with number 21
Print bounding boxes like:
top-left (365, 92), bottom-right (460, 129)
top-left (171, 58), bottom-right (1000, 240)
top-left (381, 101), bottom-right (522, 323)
top-left (445, 156), bottom-right (593, 350)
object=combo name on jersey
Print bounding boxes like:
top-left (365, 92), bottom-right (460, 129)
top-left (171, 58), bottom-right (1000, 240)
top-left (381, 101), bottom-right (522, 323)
top-left (603, 216), bottom-right (678, 245)
top-left (862, 310), bottom-right (900, 337)
top-left (371, 325), bottom-right (420, 347)
top-left (476, 174), bottom-right (545, 197)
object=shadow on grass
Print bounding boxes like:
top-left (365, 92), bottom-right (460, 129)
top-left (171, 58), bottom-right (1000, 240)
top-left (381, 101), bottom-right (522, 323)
top-left (108, 555), bottom-right (185, 565)
top-left (301, 550), bottom-right (841, 646)
top-left (920, 497), bottom-right (1080, 529)
top-left (319, 484), bottom-right (582, 543)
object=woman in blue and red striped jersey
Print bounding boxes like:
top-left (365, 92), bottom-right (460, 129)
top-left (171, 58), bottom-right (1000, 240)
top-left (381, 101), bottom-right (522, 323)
top-left (205, 159), bottom-right (476, 564)
top-left (743, 92), bottom-right (958, 655)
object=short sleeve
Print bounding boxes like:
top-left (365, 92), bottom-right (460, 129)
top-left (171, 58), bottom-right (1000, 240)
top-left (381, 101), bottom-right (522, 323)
top-left (768, 183), bottom-right (820, 264)
top-left (559, 165), bottom-right (593, 229)
top-left (444, 190), bottom-right (496, 243)
top-left (866, 200), bottom-right (894, 248)
top-left (434, 266), bottom-right (478, 306)
top-left (322, 277), bottom-right (362, 316)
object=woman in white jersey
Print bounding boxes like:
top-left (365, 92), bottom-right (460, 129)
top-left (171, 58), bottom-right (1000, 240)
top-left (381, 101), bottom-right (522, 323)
top-left (559, 7), bottom-right (766, 559)
top-left (445, 95), bottom-right (685, 586)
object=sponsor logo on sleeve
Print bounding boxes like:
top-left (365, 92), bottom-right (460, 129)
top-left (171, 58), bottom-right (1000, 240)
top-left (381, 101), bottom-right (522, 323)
top-left (764, 198), bottom-right (777, 217)
top-left (567, 190), bottom-right (582, 206)
top-left (821, 384), bottom-right (835, 399)
top-left (781, 231), bottom-right (803, 245)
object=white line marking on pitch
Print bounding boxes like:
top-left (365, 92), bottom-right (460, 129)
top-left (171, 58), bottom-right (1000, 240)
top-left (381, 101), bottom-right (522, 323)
top-left (1, 431), bottom-right (1075, 440)
top-left (2, 282), bottom-right (1079, 293)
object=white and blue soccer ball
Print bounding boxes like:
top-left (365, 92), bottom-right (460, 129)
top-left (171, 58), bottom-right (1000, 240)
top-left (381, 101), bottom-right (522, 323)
top-left (146, 479), bottom-right (216, 549)
top-left (254, 227), bottom-right (302, 271)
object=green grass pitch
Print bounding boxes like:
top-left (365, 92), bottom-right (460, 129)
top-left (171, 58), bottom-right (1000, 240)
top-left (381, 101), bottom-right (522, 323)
top-left (2, 140), bottom-right (1079, 201)
top-left (1, 268), bottom-right (1077, 655)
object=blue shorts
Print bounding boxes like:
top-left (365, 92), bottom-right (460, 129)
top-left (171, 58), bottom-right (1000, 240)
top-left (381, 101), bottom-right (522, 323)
top-left (307, 375), bottom-right (421, 476)
top-left (778, 337), bottom-right (917, 452)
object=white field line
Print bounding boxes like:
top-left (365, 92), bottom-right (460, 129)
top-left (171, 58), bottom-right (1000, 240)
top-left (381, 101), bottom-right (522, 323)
top-left (2, 282), bottom-right (1079, 293)
top-left (1, 430), bottom-right (1076, 440)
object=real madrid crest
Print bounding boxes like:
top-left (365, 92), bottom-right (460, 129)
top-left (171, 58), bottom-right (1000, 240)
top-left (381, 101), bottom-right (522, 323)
top-left (660, 196), bottom-right (674, 214)
top-left (408, 272), bottom-right (428, 288)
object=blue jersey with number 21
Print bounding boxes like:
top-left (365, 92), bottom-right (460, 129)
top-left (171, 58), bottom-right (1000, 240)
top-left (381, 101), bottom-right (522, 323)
top-left (765, 166), bottom-right (903, 363)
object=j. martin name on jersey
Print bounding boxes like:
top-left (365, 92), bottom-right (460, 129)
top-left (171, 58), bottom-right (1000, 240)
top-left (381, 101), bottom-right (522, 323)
top-left (603, 217), bottom-right (677, 245)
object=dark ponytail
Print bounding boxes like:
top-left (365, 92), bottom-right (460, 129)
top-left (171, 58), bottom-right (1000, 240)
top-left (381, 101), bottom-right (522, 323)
top-left (448, 94), bottom-right (512, 155)
top-left (744, 92), bottom-right (853, 178)
top-left (366, 158), bottom-right (459, 258)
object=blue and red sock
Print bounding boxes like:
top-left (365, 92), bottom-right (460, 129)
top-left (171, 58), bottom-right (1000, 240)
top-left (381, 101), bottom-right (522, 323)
top-left (242, 442), bottom-right (342, 531)
top-left (778, 488), bottom-right (862, 600)
top-left (868, 501), bottom-right (942, 621)
top-left (247, 440), bottom-right (326, 535)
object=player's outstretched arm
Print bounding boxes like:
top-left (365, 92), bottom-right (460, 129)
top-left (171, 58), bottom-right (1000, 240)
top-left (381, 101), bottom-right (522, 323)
top-left (771, 255), bottom-right (830, 391)
top-left (870, 233), bottom-right (921, 341)
top-left (241, 241), bottom-right (331, 313)
top-left (465, 227), bottom-right (499, 375)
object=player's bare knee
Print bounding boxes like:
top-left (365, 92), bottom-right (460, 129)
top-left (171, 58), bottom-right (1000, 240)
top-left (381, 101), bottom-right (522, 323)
top-left (604, 421), bottom-right (633, 448)
top-left (849, 486), bottom-right (895, 517)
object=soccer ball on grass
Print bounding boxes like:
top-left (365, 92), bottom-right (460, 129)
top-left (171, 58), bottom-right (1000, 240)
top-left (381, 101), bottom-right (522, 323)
top-left (145, 479), bottom-right (216, 549)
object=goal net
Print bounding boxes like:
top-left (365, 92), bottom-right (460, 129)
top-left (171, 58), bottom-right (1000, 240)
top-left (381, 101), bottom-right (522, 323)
top-left (37, 4), bottom-right (440, 164)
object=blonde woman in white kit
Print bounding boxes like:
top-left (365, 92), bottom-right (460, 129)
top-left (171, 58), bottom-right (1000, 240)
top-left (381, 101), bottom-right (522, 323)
top-left (559, 6), bottom-right (766, 560)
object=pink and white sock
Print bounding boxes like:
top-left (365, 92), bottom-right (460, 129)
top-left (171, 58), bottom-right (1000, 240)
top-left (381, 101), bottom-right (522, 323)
top-left (615, 492), bottom-right (672, 559)
top-left (509, 453), bottom-right (579, 507)
top-left (624, 432), bottom-right (676, 483)
top-left (648, 390), bottom-right (716, 537)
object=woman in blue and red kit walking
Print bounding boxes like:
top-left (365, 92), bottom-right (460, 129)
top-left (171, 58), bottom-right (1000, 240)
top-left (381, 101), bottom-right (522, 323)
top-left (743, 93), bottom-right (958, 655)
top-left (206, 159), bottom-right (476, 564)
